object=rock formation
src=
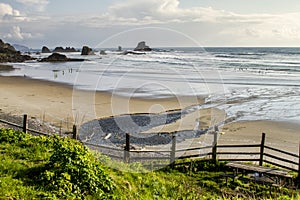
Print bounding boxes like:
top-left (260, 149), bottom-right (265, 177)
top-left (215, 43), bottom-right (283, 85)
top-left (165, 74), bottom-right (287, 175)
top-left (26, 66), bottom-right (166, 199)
top-left (42, 46), bottom-right (51, 53)
top-left (0, 39), bottom-right (33, 63)
top-left (81, 46), bottom-right (94, 55)
top-left (134, 41), bottom-right (151, 51)
top-left (53, 46), bottom-right (77, 53)
top-left (40, 53), bottom-right (85, 62)
top-left (100, 50), bottom-right (107, 55)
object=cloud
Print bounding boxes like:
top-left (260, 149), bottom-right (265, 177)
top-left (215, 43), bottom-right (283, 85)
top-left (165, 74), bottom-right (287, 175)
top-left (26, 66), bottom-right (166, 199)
top-left (0, 3), bottom-right (25, 22)
top-left (2, 0), bottom-right (300, 46)
top-left (2, 26), bottom-right (40, 41)
top-left (96, 0), bottom-right (300, 45)
top-left (15, 0), bottom-right (49, 12)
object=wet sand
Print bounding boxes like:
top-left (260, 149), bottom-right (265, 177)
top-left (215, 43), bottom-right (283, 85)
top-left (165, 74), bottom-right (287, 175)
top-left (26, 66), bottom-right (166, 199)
top-left (0, 75), bottom-right (299, 154)
top-left (0, 76), bottom-right (202, 129)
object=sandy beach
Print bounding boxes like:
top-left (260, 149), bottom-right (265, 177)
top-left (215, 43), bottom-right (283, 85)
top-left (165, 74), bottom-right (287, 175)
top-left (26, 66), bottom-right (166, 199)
top-left (0, 76), bottom-right (202, 129)
top-left (0, 75), bottom-right (299, 155)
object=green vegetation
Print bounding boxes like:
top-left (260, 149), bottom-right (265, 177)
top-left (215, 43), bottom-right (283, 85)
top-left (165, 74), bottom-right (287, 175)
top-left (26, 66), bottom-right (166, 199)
top-left (0, 128), bottom-right (299, 199)
top-left (0, 129), bottom-right (114, 199)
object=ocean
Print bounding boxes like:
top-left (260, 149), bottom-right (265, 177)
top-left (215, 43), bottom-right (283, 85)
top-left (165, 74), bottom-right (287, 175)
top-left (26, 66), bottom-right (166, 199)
top-left (2, 47), bottom-right (300, 123)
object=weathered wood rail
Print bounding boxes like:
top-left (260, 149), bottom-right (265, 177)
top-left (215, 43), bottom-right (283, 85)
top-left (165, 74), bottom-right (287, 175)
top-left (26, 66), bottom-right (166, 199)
top-left (0, 114), bottom-right (299, 181)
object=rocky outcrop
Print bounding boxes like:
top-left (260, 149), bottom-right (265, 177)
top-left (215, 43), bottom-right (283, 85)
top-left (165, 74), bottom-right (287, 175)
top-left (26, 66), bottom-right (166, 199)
top-left (134, 41), bottom-right (151, 51)
top-left (100, 50), bottom-right (107, 55)
top-left (81, 46), bottom-right (94, 55)
top-left (53, 46), bottom-right (77, 53)
top-left (40, 53), bottom-right (85, 62)
top-left (0, 39), bottom-right (33, 63)
top-left (0, 39), bottom-right (16, 53)
top-left (42, 46), bottom-right (51, 53)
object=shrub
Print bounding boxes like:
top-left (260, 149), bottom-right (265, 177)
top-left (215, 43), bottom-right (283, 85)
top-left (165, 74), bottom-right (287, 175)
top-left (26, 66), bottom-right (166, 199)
top-left (37, 136), bottom-right (115, 198)
top-left (0, 128), bottom-right (29, 144)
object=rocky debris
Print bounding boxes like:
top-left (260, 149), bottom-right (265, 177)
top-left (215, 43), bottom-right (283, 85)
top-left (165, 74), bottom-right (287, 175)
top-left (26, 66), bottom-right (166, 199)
top-left (53, 46), bottom-right (77, 53)
top-left (100, 50), bottom-right (107, 55)
top-left (41, 46), bottom-right (51, 53)
top-left (134, 41), bottom-right (152, 51)
top-left (40, 53), bottom-right (85, 62)
top-left (81, 46), bottom-right (94, 55)
top-left (0, 39), bottom-right (33, 63)
top-left (79, 111), bottom-right (184, 146)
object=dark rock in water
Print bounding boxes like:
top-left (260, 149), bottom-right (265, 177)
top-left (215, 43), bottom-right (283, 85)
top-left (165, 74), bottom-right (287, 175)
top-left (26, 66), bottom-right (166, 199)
top-left (53, 47), bottom-right (64, 52)
top-left (41, 46), bottom-right (51, 53)
top-left (100, 50), bottom-right (107, 55)
top-left (118, 46), bottom-right (122, 51)
top-left (0, 39), bottom-right (16, 53)
top-left (81, 46), bottom-right (94, 55)
top-left (40, 53), bottom-right (85, 62)
top-left (53, 46), bottom-right (77, 53)
top-left (134, 41), bottom-right (152, 51)
top-left (121, 50), bottom-right (145, 55)
top-left (0, 39), bottom-right (33, 63)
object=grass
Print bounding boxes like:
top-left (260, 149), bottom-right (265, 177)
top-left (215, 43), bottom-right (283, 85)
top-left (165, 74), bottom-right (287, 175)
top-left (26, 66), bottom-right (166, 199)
top-left (0, 128), bottom-right (299, 199)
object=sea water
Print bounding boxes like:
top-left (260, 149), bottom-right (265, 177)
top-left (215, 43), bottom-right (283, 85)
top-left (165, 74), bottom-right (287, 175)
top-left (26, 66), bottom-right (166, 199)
top-left (2, 47), bottom-right (300, 123)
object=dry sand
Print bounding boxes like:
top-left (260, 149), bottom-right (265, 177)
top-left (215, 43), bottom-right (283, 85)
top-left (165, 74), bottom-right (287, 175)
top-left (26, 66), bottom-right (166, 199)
top-left (0, 76), bottom-right (299, 154)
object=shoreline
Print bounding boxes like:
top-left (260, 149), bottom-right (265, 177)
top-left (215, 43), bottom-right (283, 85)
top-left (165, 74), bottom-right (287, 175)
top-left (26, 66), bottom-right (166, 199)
top-left (0, 75), bottom-right (299, 154)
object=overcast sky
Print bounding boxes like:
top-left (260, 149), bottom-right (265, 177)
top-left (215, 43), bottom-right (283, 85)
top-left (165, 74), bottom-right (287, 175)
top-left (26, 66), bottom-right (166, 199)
top-left (1, 0), bottom-right (300, 48)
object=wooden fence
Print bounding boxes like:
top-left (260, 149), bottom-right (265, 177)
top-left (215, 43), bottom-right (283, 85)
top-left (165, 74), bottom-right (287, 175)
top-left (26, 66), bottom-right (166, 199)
top-left (83, 129), bottom-right (300, 179)
top-left (0, 114), bottom-right (299, 177)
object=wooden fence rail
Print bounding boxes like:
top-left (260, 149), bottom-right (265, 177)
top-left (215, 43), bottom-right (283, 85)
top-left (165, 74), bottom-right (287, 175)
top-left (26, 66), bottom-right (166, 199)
top-left (0, 114), bottom-right (299, 179)
top-left (108, 131), bottom-right (299, 176)
top-left (0, 114), bottom-right (76, 137)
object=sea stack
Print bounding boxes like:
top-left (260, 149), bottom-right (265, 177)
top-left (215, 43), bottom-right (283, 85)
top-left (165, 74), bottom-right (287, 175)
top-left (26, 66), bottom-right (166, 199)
top-left (81, 46), bottom-right (94, 55)
top-left (41, 46), bottom-right (51, 53)
top-left (53, 46), bottom-right (77, 53)
top-left (40, 53), bottom-right (85, 62)
top-left (134, 41), bottom-right (152, 51)
top-left (100, 50), bottom-right (107, 55)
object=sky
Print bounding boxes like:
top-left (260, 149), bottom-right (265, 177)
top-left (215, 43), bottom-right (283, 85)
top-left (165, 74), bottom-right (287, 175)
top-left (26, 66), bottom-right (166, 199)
top-left (1, 0), bottom-right (300, 48)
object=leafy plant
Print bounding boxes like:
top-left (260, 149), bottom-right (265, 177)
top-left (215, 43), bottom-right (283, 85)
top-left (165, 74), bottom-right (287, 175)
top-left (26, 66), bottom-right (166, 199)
top-left (0, 128), bottom-right (29, 144)
top-left (37, 136), bottom-right (115, 198)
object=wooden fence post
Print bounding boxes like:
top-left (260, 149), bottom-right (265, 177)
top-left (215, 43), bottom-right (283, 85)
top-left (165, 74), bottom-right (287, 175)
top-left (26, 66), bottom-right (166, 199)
top-left (259, 133), bottom-right (266, 166)
top-left (124, 133), bottom-right (130, 163)
top-left (212, 128), bottom-right (218, 163)
top-left (170, 134), bottom-right (176, 167)
top-left (22, 114), bottom-right (27, 133)
top-left (72, 125), bottom-right (77, 140)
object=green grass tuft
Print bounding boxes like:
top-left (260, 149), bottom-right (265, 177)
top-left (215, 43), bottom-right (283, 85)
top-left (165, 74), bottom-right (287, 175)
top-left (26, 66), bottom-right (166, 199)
top-left (0, 128), bottom-right (299, 199)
